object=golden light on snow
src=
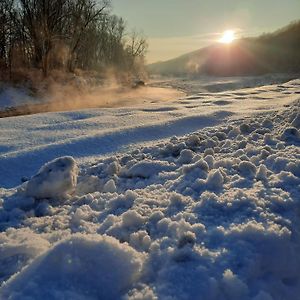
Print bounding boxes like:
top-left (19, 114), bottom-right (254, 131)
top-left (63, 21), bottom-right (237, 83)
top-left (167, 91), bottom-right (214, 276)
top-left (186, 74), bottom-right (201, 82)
top-left (219, 30), bottom-right (236, 44)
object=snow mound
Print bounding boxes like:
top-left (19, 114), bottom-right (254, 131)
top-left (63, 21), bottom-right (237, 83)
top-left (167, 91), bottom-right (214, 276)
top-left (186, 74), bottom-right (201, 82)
top-left (0, 234), bottom-right (144, 300)
top-left (206, 168), bottom-right (224, 190)
top-left (0, 228), bottom-right (50, 283)
top-left (25, 156), bottom-right (78, 199)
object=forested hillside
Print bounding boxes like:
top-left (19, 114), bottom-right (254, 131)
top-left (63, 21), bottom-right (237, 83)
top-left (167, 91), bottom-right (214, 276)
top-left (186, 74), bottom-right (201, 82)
top-left (0, 0), bottom-right (147, 82)
top-left (148, 20), bottom-right (300, 77)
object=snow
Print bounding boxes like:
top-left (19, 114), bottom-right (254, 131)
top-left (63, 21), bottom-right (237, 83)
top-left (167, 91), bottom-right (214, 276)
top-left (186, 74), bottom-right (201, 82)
top-left (103, 179), bottom-right (117, 193)
top-left (238, 161), bottom-right (257, 178)
top-left (24, 156), bottom-right (78, 199)
top-left (0, 234), bottom-right (144, 300)
top-left (0, 77), bottom-right (299, 299)
top-left (122, 159), bottom-right (175, 179)
top-left (1, 78), bottom-right (299, 189)
top-left (280, 127), bottom-right (300, 141)
top-left (291, 113), bottom-right (300, 128)
top-left (206, 169), bottom-right (224, 190)
top-left (0, 84), bottom-right (36, 110)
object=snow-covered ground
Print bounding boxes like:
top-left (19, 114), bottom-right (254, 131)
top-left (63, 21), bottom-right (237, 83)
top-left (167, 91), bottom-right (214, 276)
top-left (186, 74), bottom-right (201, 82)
top-left (150, 74), bottom-right (299, 94)
top-left (0, 78), bottom-right (299, 188)
top-left (0, 78), bottom-right (300, 299)
top-left (0, 84), bottom-right (36, 110)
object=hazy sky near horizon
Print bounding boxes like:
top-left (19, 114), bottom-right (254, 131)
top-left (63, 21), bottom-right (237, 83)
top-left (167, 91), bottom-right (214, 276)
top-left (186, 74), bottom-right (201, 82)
top-left (112, 0), bottom-right (300, 63)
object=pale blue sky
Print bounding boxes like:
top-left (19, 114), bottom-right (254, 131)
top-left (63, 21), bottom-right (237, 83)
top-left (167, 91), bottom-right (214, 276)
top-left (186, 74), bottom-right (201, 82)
top-left (112, 0), bottom-right (300, 63)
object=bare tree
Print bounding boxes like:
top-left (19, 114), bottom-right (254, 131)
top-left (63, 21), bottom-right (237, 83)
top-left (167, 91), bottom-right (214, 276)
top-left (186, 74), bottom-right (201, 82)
top-left (0, 0), bottom-right (148, 81)
top-left (127, 31), bottom-right (147, 58)
top-left (66, 0), bottom-right (110, 72)
top-left (125, 30), bottom-right (148, 77)
top-left (17, 0), bottom-right (71, 75)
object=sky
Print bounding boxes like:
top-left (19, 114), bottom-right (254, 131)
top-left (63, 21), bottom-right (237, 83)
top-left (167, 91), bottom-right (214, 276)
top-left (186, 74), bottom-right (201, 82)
top-left (112, 0), bottom-right (300, 64)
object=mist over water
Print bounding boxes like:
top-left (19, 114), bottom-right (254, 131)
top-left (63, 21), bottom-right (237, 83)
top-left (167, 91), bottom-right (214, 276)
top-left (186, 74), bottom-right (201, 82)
top-left (0, 71), bottom-right (184, 117)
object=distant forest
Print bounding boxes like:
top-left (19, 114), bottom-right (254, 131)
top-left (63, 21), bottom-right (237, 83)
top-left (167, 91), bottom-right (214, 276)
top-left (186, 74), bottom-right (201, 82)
top-left (0, 0), bottom-right (147, 81)
top-left (148, 20), bottom-right (300, 77)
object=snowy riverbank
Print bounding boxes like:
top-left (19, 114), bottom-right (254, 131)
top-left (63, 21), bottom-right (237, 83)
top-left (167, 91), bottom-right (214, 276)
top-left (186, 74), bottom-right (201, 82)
top-left (0, 78), bottom-right (299, 299)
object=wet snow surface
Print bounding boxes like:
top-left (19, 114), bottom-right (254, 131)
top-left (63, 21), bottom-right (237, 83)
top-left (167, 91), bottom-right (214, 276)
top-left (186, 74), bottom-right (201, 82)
top-left (0, 78), bottom-right (300, 299)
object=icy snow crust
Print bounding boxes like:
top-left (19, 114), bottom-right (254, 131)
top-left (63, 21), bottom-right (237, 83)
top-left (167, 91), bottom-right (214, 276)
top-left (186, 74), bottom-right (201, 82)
top-left (0, 80), bottom-right (300, 299)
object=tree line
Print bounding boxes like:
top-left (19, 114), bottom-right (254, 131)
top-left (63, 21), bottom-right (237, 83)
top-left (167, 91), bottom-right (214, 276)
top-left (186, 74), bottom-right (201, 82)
top-left (0, 0), bottom-right (147, 79)
top-left (148, 20), bottom-right (300, 77)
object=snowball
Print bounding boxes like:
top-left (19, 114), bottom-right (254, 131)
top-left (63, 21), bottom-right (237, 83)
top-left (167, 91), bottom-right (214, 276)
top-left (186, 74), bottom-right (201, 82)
top-left (162, 141), bottom-right (186, 156)
top-left (262, 119), bottom-right (273, 129)
top-left (263, 133), bottom-right (277, 145)
top-left (238, 161), bottom-right (257, 178)
top-left (106, 161), bottom-right (120, 176)
top-left (129, 231), bottom-right (151, 251)
top-left (0, 234), bottom-right (144, 300)
top-left (103, 179), bottom-right (117, 193)
top-left (182, 159), bottom-right (209, 174)
top-left (25, 156), bottom-right (78, 199)
top-left (177, 231), bottom-right (196, 248)
top-left (206, 169), bottom-right (224, 190)
top-left (215, 132), bottom-right (227, 141)
top-left (204, 148), bottom-right (214, 156)
top-left (203, 138), bottom-right (218, 148)
top-left (178, 149), bottom-right (194, 164)
top-left (106, 190), bottom-right (136, 211)
top-left (169, 193), bottom-right (188, 207)
top-left (214, 158), bottom-right (234, 170)
top-left (256, 165), bottom-right (268, 181)
top-left (186, 134), bottom-right (201, 147)
top-left (240, 123), bottom-right (251, 134)
top-left (260, 150), bottom-right (270, 161)
top-left (280, 127), bottom-right (300, 141)
top-left (122, 210), bottom-right (145, 228)
top-left (228, 127), bottom-right (241, 138)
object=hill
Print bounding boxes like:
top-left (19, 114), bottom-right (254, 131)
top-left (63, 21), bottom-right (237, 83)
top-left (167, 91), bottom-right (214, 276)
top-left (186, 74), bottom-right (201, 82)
top-left (148, 20), bottom-right (300, 76)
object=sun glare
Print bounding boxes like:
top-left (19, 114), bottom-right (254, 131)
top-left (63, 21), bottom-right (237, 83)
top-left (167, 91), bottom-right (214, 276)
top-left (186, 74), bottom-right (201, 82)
top-left (219, 30), bottom-right (236, 44)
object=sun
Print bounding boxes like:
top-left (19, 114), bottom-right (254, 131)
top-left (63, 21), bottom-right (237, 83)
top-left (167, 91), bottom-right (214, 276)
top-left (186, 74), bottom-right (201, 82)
top-left (219, 30), bottom-right (236, 44)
